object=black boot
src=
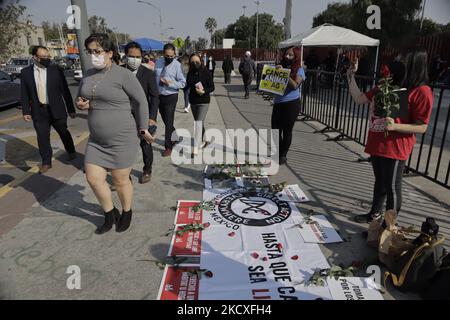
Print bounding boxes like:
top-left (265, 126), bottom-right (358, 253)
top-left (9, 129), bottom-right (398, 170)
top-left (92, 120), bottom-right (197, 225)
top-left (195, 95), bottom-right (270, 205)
top-left (95, 208), bottom-right (120, 235)
top-left (117, 209), bottom-right (133, 233)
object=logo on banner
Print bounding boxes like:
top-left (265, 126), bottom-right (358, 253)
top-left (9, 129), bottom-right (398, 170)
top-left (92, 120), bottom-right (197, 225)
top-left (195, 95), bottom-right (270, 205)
top-left (216, 190), bottom-right (292, 227)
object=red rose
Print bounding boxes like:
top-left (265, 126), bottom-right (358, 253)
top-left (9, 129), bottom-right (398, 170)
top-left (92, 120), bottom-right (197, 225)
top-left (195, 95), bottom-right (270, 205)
top-left (251, 252), bottom-right (259, 259)
top-left (277, 243), bottom-right (283, 250)
top-left (262, 257), bottom-right (268, 261)
top-left (228, 232), bottom-right (236, 237)
top-left (380, 64), bottom-right (391, 79)
top-left (291, 255), bottom-right (299, 260)
top-left (203, 222), bottom-right (210, 228)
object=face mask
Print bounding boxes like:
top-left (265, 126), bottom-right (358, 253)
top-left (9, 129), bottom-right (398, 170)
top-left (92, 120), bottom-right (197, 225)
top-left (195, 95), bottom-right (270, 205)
top-left (91, 54), bottom-right (107, 70)
top-left (35, 57), bottom-right (51, 68)
top-left (127, 57), bottom-right (142, 70)
top-left (191, 62), bottom-right (201, 70)
top-left (282, 58), bottom-right (294, 68)
top-left (164, 57), bottom-right (174, 65)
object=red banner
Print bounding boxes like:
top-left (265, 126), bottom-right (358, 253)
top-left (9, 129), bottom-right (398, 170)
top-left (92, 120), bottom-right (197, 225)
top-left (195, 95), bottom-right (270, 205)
top-left (174, 200), bottom-right (202, 225)
top-left (167, 225), bottom-right (202, 257)
top-left (157, 266), bottom-right (200, 300)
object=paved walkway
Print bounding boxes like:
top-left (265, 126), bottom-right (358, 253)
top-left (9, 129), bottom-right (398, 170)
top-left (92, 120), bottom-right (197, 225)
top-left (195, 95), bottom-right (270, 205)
top-left (0, 78), bottom-right (449, 300)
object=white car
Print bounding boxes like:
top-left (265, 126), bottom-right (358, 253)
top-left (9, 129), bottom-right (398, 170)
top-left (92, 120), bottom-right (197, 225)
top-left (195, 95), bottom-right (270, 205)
top-left (74, 68), bottom-right (83, 82)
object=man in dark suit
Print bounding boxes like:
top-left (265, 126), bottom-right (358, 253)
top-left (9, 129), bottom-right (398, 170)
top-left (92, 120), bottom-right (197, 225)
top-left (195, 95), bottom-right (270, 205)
top-left (123, 41), bottom-right (159, 184)
top-left (21, 46), bottom-right (76, 174)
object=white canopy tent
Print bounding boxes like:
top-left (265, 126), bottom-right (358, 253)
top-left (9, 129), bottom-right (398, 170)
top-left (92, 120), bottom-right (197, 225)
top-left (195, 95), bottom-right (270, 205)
top-left (279, 23), bottom-right (380, 78)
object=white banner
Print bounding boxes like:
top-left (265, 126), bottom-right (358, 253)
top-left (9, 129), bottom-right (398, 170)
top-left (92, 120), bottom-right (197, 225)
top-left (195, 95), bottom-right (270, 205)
top-left (203, 188), bottom-right (303, 231)
top-left (293, 215), bottom-right (343, 244)
top-left (327, 277), bottom-right (384, 300)
top-left (199, 246), bottom-right (331, 300)
top-left (277, 184), bottom-right (310, 203)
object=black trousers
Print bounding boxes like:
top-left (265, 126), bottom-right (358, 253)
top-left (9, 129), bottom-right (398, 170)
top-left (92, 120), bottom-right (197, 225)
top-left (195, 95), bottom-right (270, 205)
top-left (370, 156), bottom-right (405, 214)
top-left (33, 106), bottom-right (75, 165)
top-left (271, 99), bottom-right (301, 158)
top-left (224, 73), bottom-right (231, 84)
top-left (243, 75), bottom-right (252, 96)
top-left (140, 139), bottom-right (153, 174)
top-left (158, 94), bottom-right (178, 150)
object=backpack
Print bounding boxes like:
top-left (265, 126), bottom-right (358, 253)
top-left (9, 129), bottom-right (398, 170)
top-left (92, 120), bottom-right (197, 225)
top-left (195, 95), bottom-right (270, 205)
top-left (240, 59), bottom-right (252, 76)
top-left (420, 253), bottom-right (450, 300)
top-left (384, 235), bottom-right (447, 293)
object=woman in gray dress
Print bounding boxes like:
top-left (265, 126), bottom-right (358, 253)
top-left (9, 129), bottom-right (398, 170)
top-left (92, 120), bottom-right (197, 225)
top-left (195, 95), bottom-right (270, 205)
top-left (76, 34), bottom-right (154, 234)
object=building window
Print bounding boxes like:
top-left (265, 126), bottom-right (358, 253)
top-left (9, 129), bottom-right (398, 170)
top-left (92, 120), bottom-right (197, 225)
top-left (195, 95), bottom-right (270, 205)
top-left (27, 36), bottom-right (32, 46)
top-left (38, 37), bottom-right (44, 46)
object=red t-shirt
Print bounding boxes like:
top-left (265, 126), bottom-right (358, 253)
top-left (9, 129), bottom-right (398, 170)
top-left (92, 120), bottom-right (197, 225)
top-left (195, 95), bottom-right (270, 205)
top-left (364, 85), bottom-right (433, 161)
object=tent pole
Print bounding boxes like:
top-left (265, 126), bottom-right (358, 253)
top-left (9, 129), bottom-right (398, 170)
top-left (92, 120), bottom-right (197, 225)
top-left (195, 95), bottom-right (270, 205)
top-left (334, 48), bottom-right (340, 82)
top-left (373, 45), bottom-right (380, 87)
top-left (301, 45), bottom-right (304, 67)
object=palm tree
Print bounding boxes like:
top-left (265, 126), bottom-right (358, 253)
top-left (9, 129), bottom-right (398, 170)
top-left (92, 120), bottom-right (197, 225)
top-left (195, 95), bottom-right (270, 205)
top-left (204, 17), bottom-right (218, 49)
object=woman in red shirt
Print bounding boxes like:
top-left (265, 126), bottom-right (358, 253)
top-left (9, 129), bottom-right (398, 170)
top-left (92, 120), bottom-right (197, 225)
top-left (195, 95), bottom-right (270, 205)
top-left (347, 50), bottom-right (434, 223)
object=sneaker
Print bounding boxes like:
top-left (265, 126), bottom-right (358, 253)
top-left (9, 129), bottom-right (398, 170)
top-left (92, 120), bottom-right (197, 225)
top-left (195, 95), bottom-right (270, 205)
top-left (353, 212), bottom-right (382, 224)
top-left (184, 104), bottom-right (191, 113)
top-left (162, 149), bottom-right (172, 157)
top-left (279, 156), bottom-right (287, 165)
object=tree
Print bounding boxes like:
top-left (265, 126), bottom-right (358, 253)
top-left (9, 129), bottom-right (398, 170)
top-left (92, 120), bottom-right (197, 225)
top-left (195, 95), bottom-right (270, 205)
top-left (224, 13), bottom-right (283, 49)
top-left (213, 28), bottom-right (226, 48)
top-left (204, 17), bottom-right (218, 49)
top-left (195, 37), bottom-right (208, 51)
top-left (312, 3), bottom-right (352, 29)
top-left (0, 0), bottom-right (35, 62)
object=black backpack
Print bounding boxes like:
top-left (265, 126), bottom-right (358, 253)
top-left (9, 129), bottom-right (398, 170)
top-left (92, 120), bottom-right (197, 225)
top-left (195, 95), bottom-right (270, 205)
top-left (240, 60), bottom-right (252, 76)
top-left (420, 253), bottom-right (450, 300)
top-left (384, 235), bottom-right (447, 293)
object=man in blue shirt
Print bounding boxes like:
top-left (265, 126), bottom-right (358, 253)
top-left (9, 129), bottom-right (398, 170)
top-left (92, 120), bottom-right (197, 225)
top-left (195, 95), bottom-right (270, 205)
top-left (155, 43), bottom-right (186, 157)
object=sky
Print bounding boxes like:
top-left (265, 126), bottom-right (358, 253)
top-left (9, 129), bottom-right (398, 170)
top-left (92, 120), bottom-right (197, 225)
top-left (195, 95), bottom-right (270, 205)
top-left (17, 0), bottom-right (450, 41)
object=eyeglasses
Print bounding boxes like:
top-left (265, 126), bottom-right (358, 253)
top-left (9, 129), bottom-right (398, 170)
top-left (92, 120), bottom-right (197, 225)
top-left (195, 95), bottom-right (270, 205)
top-left (85, 48), bottom-right (105, 56)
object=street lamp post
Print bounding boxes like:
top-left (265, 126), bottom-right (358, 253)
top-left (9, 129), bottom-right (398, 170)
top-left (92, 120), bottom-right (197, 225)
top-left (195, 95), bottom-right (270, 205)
top-left (242, 5), bottom-right (247, 16)
top-left (255, 1), bottom-right (260, 63)
top-left (112, 27), bottom-right (120, 53)
top-left (137, 0), bottom-right (164, 41)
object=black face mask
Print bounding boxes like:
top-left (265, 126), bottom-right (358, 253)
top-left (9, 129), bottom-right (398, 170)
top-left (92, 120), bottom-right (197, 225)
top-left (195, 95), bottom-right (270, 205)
top-left (164, 57), bottom-right (174, 65)
top-left (190, 62), bottom-right (201, 70)
top-left (37, 58), bottom-right (51, 68)
top-left (282, 58), bottom-right (294, 68)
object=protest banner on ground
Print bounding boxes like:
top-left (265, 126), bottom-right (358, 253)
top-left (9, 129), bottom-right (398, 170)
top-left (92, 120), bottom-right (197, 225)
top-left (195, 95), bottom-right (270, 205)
top-left (174, 200), bottom-right (202, 225)
top-left (157, 266), bottom-right (200, 300)
top-left (198, 246), bottom-right (331, 300)
top-left (167, 225), bottom-right (202, 257)
top-left (292, 215), bottom-right (343, 244)
top-left (327, 277), bottom-right (384, 300)
top-left (259, 65), bottom-right (291, 96)
top-left (203, 188), bottom-right (303, 231)
top-left (276, 184), bottom-right (309, 203)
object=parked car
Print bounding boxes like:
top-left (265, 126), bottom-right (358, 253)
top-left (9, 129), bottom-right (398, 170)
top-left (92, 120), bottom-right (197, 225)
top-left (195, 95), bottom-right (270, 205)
top-left (74, 68), bottom-right (83, 82)
top-left (3, 58), bottom-right (32, 79)
top-left (0, 70), bottom-right (21, 109)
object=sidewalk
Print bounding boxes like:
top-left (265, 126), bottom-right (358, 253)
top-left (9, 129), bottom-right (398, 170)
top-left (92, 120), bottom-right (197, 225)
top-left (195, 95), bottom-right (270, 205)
top-left (0, 79), bottom-right (449, 300)
top-left (0, 93), bottom-right (226, 299)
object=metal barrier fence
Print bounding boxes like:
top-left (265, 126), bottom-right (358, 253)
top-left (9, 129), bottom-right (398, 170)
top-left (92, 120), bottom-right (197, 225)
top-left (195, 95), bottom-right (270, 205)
top-left (299, 69), bottom-right (450, 189)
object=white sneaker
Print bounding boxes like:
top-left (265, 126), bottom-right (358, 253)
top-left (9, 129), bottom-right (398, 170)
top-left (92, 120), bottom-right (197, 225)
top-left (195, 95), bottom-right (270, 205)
top-left (192, 146), bottom-right (199, 155)
top-left (184, 104), bottom-right (191, 113)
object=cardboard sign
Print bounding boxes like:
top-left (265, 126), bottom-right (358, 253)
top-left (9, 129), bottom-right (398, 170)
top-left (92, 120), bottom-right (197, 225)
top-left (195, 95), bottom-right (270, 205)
top-left (277, 184), bottom-right (309, 203)
top-left (157, 265), bottom-right (200, 300)
top-left (199, 246), bottom-right (331, 300)
top-left (327, 277), bottom-right (384, 300)
top-left (259, 65), bottom-right (290, 96)
top-left (167, 225), bottom-right (202, 257)
top-left (293, 215), bottom-right (343, 244)
top-left (174, 200), bottom-right (203, 225)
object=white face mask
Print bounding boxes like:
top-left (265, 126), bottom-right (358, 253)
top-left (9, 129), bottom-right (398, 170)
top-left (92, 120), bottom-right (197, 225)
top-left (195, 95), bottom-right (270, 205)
top-left (127, 57), bottom-right (142, 70)
top-left (91, 54), bottom-right (107, 69)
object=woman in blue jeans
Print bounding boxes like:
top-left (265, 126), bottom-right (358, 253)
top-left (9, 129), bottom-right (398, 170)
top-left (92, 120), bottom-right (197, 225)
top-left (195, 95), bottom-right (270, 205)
top-left (271, 46), bottom-right (306, 165)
